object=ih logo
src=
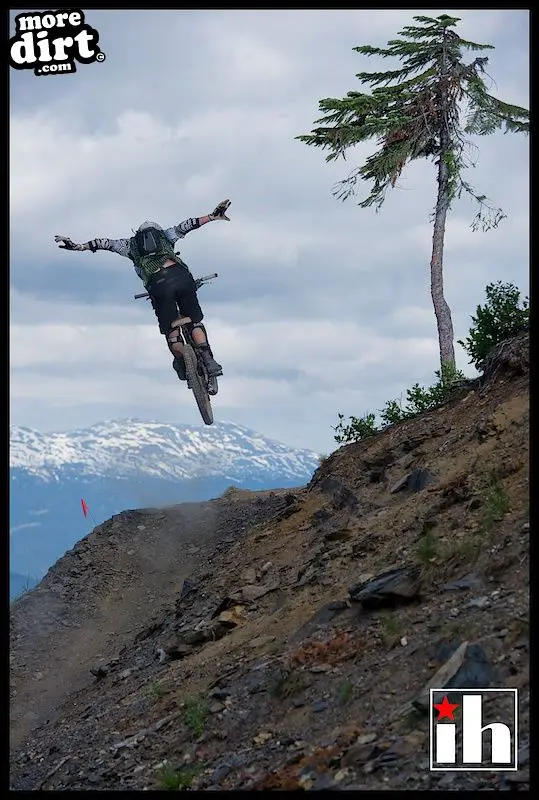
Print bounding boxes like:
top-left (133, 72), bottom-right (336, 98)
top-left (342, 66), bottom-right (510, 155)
top-left (9, 9), bottom-right (105, 76)
top-left (430, 689), bottom-right (518, 771)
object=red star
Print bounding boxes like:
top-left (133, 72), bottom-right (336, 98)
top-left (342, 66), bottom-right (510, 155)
top-left (433, 695), bottom-right (459, 721)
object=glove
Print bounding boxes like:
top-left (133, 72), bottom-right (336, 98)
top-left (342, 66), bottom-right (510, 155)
top-left (54, 235), bottom-right (84, 251)
top-left (209, 199), bottom-right (231, 221)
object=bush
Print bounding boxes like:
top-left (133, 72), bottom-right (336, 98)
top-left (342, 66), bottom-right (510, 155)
top-left (333, 411), bottom-right (378, 444)
top-left (334, 364), bottom-right (465, 444)
top-left (458, 281), bottom-right (529, 370)
top-left (333, 280), bottom-right (526, 447)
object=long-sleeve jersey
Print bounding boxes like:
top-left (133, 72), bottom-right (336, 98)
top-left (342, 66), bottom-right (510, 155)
top-left (84, 218), bottom-right (201, 285)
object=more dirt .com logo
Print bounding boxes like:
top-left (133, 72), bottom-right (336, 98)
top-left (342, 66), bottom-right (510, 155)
top-left (9, 8), bottom-right (105, 76)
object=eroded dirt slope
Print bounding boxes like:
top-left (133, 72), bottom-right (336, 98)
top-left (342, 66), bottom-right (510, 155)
top-left (10, 332), bottom-right (529, 791)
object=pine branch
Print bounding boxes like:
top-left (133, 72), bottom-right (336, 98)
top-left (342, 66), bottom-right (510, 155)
top-left (297, 12), bottom-right (529, 227)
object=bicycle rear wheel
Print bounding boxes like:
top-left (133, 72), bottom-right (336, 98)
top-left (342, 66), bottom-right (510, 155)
top-left (183, 344), bottom-right (214, 425)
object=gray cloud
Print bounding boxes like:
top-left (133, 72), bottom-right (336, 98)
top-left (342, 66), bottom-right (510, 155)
top-left (9, 9), bottom-right (529, 452)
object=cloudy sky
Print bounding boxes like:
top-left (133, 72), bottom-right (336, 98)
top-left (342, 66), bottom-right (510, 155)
top-left (10, 9), bottom-right (529, 454)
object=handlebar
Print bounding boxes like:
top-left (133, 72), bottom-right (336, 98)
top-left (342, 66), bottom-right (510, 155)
top-left (134, 272), bottom-right (218, 300)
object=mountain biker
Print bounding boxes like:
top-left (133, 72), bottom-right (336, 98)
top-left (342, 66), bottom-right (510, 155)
top-left (54, 199), bottom-right (231, 381)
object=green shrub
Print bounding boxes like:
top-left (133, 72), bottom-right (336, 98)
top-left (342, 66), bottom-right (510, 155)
top-left (333, 281), bottom-right (526, 446)
top-left (458, 281), bottom-right (529, 369)
top-left (334, 364), bottom-right (465, 444)
top-left (333, 412), bottom-right (378, 444)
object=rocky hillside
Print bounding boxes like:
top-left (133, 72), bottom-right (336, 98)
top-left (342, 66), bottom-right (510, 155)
top-left (10, 332), bottom-right (529, 791)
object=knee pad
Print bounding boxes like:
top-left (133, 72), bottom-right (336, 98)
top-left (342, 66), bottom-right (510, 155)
top-left (190, 322), bottom-right (206, 336)
top-left (167, 329), bottom-right (182, 351)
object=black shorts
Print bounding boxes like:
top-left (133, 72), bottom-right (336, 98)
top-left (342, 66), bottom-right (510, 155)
top-left (147, 264), bottom-right (204, 334)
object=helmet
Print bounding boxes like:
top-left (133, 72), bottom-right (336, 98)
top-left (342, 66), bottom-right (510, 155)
top-left (137, 221), bottom-right (163, 232)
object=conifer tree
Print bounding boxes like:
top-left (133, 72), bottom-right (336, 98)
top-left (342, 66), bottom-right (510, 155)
top-left (297, 14), bottom-right (529, 371)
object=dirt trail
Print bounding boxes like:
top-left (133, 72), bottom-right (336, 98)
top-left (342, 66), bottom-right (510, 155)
top-left (10, 505), bottom-right (205, 750)
top-left (10, 491), bottom-right (292, 753)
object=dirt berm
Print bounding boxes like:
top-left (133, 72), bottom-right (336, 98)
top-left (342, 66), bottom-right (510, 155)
top-left (10, 332), bottom-right (529, 791)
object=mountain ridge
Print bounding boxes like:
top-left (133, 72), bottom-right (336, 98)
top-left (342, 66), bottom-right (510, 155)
top-left (10, 418), bottom-right (320, 482)
top-left (10, 418), bottom-right (320, 579)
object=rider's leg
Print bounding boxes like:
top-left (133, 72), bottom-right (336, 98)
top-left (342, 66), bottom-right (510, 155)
top-left (190, 322), bottom-right (222, 377)
top-left (148, 271), bottom-right (187, 380)
top-left (167, 330), bottom-right (187, 380)
top-left (174, 275), bottom-right (223, 377)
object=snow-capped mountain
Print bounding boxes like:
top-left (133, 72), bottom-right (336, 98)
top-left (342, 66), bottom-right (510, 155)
top-left (10, 419), bottom-right (318, 483)
top-left (10, 419), bottom-right (320, 584)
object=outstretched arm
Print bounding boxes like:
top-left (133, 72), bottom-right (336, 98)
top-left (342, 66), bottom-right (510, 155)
top-left (54, 235), bottom-right (131, 258)
top-left (164, 199), bottom-right (231, 245)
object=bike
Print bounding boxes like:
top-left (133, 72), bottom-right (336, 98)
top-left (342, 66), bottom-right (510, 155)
top-left (134, 272), bottom-right (219, 426)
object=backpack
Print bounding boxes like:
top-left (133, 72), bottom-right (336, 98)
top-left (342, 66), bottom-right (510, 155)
top-left (133, 226), bottom-right (166, 258)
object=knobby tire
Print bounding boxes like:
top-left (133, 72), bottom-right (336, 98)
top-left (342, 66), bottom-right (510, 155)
top-left (183, 344), bottom-right (214, 425)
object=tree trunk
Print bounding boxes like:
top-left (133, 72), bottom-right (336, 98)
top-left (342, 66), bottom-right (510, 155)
top-left (430, 34), bottom-right (456, 372)
top-left (430, 153), bottom-right (456, 371)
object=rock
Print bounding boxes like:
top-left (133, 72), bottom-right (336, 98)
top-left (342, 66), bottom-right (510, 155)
top-left (290, 600), bottom-right (350, 644)
top-left (443, 574), bottom-right (484, 591)
top-left (356, 733), bottom-right (377, 745)
top-left (518, 740), bottom-right (530, 767)
top-left (210, 688), bottom-right (230, 700)
top-left (323, 525), bottom-right (353, 543)
top-left (212, 764), bottom-right (232, 784)
top-left (467, 596), bottom-right (490, 609)
top-left (249, 635), bottom-right (276, 649)
top-left (411, 641), bottom-right (469, 714)
top-left (466, 496), bottom-right (482, 511)
top-left (90, 665), bottom-right (109, 680)
top-left (310, 773), bottom-right (340, 790)
top-left (400, 636), bottom-right (408, 647)
top-left (240, 567), bottom-right (257, 585)
top-left (396, 453), bottom-right (414, 469)
top-left (349, 566), bottom-right (421, 610)
top-left (218, 605), bottom-right (247, 625)
top-left (381, 731), bottom-right (425, 759)
top-left (310, 664), bottom-right (332, 673)
top-left (119, 669), bottom-right (132, 679)
top-left (294, 564), bottom-right (320, 588)
top-left (253, 731), bottom-right (273, 745)
top-left (412, 642), bottom-right (494, 714)
top-left (182, 629), bottom-right (212, 646)
top-left (390, 468), bottom-right (436, 494)
top-left (240, 583), bottom-right (279, 603)
top-left (180, 578), bottom-right (199, 602)
top-left (319, 477), bottom-right (359, 513)
top-left (260, 561), bottom-right (273, 575)
top-left (436, 772), bottom-right (459, 788)
top-left (341, 736), bottom-right (377, 766)
top-left (165, 643), bottom-right (195, 661)
top-left (445, 643), bottom-right (494, 690)
top-left (369, 467), bottom-right (385, 483)
top-left (211, 596), bottom-right (237, 619)
top-left (389, 475), bottom-right (410, 495)
top-left (521, 522), bottom-right (530, 534)
top-left (312, 701), bottom-right (329, 713)
top-left (209, 701), bottom-right (225, 714)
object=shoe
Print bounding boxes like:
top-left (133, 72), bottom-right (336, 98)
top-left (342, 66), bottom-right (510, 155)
top-left (199, 347), bottom-right (223, 377)
top-left (172, 357), bottom-right (187, 381)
